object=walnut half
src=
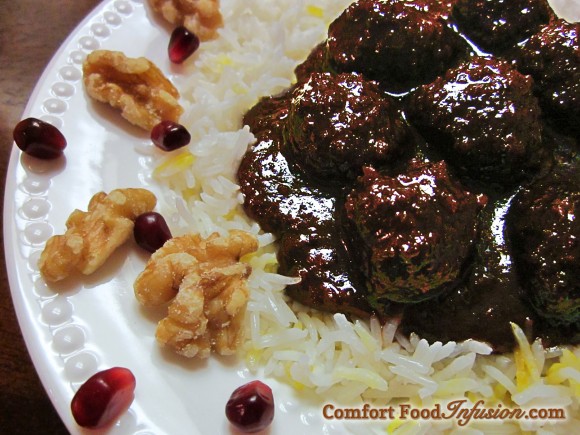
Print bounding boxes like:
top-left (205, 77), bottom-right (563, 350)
top-left (39, 188), bottom-right (157, 282)
top-left (134, 230), bottom-right (259, 358)
top-left (148, 0), bottom-right (223, 41)
top-left (83, 50), bottom-right (183, 130)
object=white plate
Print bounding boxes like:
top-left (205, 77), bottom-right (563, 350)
top-left (3, 1), bottom-right (322, 434)
top-left (4, 1), bottom-right (579, 434)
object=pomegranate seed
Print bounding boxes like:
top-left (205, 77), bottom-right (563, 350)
top-left (168, 26), bottom-right (200, 63)
top-left (71, 367), bottom-right (136, 429)
top-left (134, 211), bottom-right (172, 253)
top-left (225, 380), bottom-right (275, 433)
top-left (151, 120), bottom-right (191, 151)
top-left (13, 117), bottom-right (67, 159)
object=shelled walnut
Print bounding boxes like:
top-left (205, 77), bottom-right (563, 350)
top-left (83, 50), bottom-right (183, 130)
top-left (134, 230), bottom-right (259, 358)
top-left (148, 0), bottom-right (223, 41)
top-left (39, 188), bottom-right (157, 282)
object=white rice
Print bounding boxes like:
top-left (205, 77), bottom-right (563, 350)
top-left (150, 0), bottom-right (580, 432)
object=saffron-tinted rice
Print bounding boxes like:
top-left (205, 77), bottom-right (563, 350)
top-left (151, 0), bottom-right (580, 432)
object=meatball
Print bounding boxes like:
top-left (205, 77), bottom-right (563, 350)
top-left (516, 19), bottom-right (580, 136)
top-left (507, 167), bottom-right (580, 325)
top-left (452, 0), bottom-right (553, 54)
top-left (408, 56), bottom-right (545, 189)
top-left (285, 72), bottom-right (411, 183)
top-left (401, 198), bottom-right (535, 353)
top-left (294, 42), bottom-right (331, 83)
top-left (278, 226), bottom-right (373, 317)
top-left (238, 92), bottom-right (336, 235)
top-left (243, 90), bottom-right (290, 139)
top-left (345, 160), bottom-right (486, 304)
top-left (327, 0), bottom-right (469, 93)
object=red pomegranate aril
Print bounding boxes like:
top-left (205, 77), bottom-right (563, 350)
top-left (151, 120), bottom-right (191, 151)
top-left (134, 211), bottom-right (172, 253)
top-left (13, 117), bottom-right (67, 159)
top-left (71, 367), bottom-right (136, 429)
top-left (168, 26), bottom-right (200, 64)
top-left (225, 380), bottom-right (275, 433)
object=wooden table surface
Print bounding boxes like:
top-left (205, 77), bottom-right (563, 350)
top-left (0, 1), bottom-right (101, 433)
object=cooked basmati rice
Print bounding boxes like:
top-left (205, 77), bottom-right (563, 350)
top-left (149, 0), bottom-right (580, 432)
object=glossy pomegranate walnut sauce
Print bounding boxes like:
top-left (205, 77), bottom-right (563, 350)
top-left (237, 0), bottom-right (579, 352)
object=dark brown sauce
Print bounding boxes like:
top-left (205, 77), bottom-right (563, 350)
top-left (237, 0), bottom-right (579, 352)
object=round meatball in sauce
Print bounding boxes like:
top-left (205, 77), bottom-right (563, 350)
top-left (408, 56), bottom-right (545, 190)
top-left (327, 0), bottom-right (469, 93)
top-left (516, 19), bottom-right (580, 136)
top-left (507, 167), bottom-right (580, 325)
top-left (400, 196), bottom-right (535, 353)
top-left (285, 72), bottom-right (411, 183)
top-left (278, 225), bottom-right (373, 318)
top-left (452, 0), bottom-right (554, 55)
top-left (237, 91), bottom-right (336, 235)
top-left (345, 160), bottom-right (486, 304)
top-left (294, 42), bottom-right (331, 83)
